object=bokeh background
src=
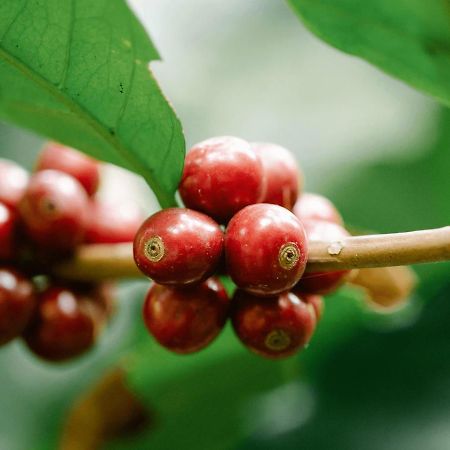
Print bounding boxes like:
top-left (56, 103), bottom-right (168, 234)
top-left (0, 1), bottom-right (449, 449)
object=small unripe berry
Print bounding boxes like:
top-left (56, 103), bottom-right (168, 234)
top-left (18, 170), bottom-right (89, 252)
top-left (231, 290), bottom-right (316, 359)
top-left (0, 267), bottom-right (36, 345)
top-left (0, 203), bottom-right (17, 261)
top-left (23, 286), bottom-right (97, 361)
top-left (225, 204), bottom-right (308, 296)
top-left (0, 159), bottom-right (29, 209)
top-left (294, 192), bottom-right (343, 225)
top-left (143, 277), bottom-right (229, 354)
top-left (179, 136), bottom-right (265, 223)
top-left (134, 208), bottom-right (224, 285)
top-left (252, 142), bottom-right (302, 210)
top-left (294, 220), bottom-right (351, 295)
top-left (85, 200), bottom-right (143, 244)
top-left (36, 143), bottom-right (100, 196)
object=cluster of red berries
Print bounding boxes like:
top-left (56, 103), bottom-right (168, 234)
top-left (0, 144), bottom-right (142, 361)
top-left (134, 136), bottom-right (352, 359)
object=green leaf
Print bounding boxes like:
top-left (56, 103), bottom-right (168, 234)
top-left (0, 0), bottom-right (185, 207)
top-left (287, 0), bottom-right (450, 106)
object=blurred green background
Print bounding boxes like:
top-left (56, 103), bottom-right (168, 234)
top-left (0, 1), bottom-right (449, 449)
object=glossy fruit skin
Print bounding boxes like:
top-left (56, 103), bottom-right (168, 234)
top-left (0, 267), bottom-right (36, 345)
top-left (293, 220), bottom-right (351, 295)
top-left (179, 136), bottom-right (265, 223)
top-left (293, 192), bottom-right (343, 226)
top-left (252, 142), bottom-right (302, 210)
top-left (0, 203), bottom-right (17, 261)
top-left (133, 208), bottom-right (224, 286)
top-left (143, 277), bottom-right (229, 354)
top-left (36, 143), bottom-right (100, 196)
top-left (18, 170), bottom-right (89, 252)
top-left (231, 289), bottom-right (316, 359)
top-left (225, 204), bottom-right (308, 296)
top-left (23, 286), bottom-right (97, 361)
top-left (85, 200), bottom-right (142, 244)
top-left (0, 159), bottom-right (29, 209)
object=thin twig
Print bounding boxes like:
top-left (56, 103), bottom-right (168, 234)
top-left (53, 227), bottom-right (450, 281)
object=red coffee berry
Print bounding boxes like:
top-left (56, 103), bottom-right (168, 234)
top-left (0, 267), bottom-right (36, 345)
top-left (179, 136), bottom-right (265, 223)
top-left (143, 277), bottom-right (229, 354)
top-left (18, 170), bottom-right (89, 252)
top-left (252, 142), bottom-right (302, 210)
top-left (0, 203), bottom-right (17, 261)
top-left (0, 159), bottom-right (29, 209)
top-left (133, 208), bottom-right (224, 286)
top-left (231, 289), bottom-right (316, 359)
top-left (225, 204), bottom-right (308, 296)
top-left (36, 143), bottom-right (100, 196)
top-left (293, 220), bottom-right (351, 295)
top-left (299, 293), bottom-right (324, 322)
top-left (293, 192), bottom-right (343, 225)
top-left (85, 200), bottom-right (142, 244)
top-left (23, 286), bottom-right (97, 361)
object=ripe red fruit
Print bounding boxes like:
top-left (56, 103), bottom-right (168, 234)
top-left (0, 159), bottom-right (29, 209)
top-left (143, 277), bottom-right (229, 354)
top-left (225, 204), bottom-right (308, 296)
top-left (85, 200), bottom-right (143, 244)
top-left (252, 142), bottom-right (302, 210)
top-left (299, 293), bottom-right (324, 322)
top-left (293, 220), bottom-right (351, 295)
top-left (293, 192), bottom-right (343, 226)
top-left (0, 203), bottom-right (17, 261)
top-left (231, 290), bottom-right (316, 359)
top-left (23, 286), bottom-right (97, 361)
top-left (134, 208), bottom-right (224, 286)
top-left (0, 267), bottom-right (36, 345)
top-left (179, 136), bottom-right (265, 223)
top-left (36, 143), bottom-right (100, 196)
top-left (18, 170), bottom-right (89, 252)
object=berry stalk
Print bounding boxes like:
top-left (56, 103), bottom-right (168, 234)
top-left (53, 226), bottom-right (450, 281)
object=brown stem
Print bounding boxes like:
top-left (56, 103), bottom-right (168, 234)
top-left (53, 226), bottom-right (450, 281)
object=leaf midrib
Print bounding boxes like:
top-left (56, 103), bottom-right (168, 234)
top-left (0, 44), bottom-right (175, 208)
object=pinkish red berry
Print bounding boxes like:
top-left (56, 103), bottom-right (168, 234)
top-left (179, 136), bottom-right (265, 223)
top-left (252, 142), bottom-right (302, 210)
top-left (294, 192), bottom-right (343, 226)
top-left (0, 267), bottom-right (36, 345)
top-left (231, 289), bottom-right (316, 359)
top-left (134, 208), bottom-right (224, 286)
top-left (225, 204), bottom-right (308, 296)
top-left (85, 200), bottom-right (143, 244)
top-left (18, 170), bottom-right (89, 252)
top-left (143, 277), bottom-right (229, 354)
top-left (0, 159), bottom-right (29, 209)
top-left (36, 143), bottom-right (100, 196)
top-left (0, 203), bottom-right (17, 261)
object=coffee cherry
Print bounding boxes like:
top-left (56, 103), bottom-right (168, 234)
top-left (293, 192), bottom-right (343, 225)
top-left (85, 200), bottom-right (142, 244)
top-left (18, 170), bottom-right (89, 252)
top-left (231, 289), bottom-right (316, 359)
top-left (225, 204), bottom-right (308, 296)
top-left (134, 208), bottom-right (224, 286)
top-left (23, 286), bottom-right (97, 361)
top-left (252, 142), bottom-right (302, 210)
top-left (36, 143), bottom-right (100, 196)
top-left (0, 159), bottom-right (29, 209)
top-left (143, 277), bottom-right (229, 354)
top-left (179, 136), bottom-right (265, 223)
top-left (0, 203), bottom-right (17, 261)
top-left (293, 220), bottom-right (351, 295)
top-left (299, 293), bottom-right (324, 322)
top-left (0, 267), bottom-right (36, 345)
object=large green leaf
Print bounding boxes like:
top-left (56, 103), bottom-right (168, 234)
top-left (0, 0), bottom-right (184, 207)
top-left (288, 0), bottom-right (450, 106)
